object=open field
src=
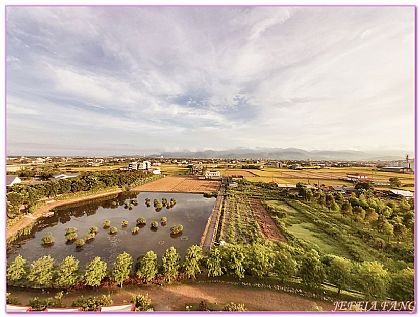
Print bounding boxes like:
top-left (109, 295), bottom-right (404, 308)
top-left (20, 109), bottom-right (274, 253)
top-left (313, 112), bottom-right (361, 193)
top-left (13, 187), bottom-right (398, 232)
top-left (222, 169), bottom-right (259, 177)
top-left (9, 281), bottom-right (332, 312)
top-left (133, 176), bottom-right (221, 193)
top-left (159, 164), bottom-right (190, 175)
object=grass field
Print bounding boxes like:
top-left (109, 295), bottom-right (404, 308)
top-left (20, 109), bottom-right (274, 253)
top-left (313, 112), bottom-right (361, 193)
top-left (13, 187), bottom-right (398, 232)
top-left (159, 164), bottom-right (190, 175)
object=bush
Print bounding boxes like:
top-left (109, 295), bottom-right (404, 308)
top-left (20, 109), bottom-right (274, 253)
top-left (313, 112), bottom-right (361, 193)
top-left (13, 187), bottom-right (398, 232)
top-left (65, 232), bottom-right (78, 242)
top-left (65, 227), bottom-right (78, 234)
top-left (223, 302), bottom-right (247, 311)
top-left (71, 295), bottom-right (112, 311)
top-left (161, 217), bottom-right (167, 225)
top-left (28, 297), bottom-right (54, 311)
top-left (41, 232), bottom-right (55, 246)
top-left (85, 233), bottom-right (96, 241)
top-left (121, 220), bottom-right (129, 227)
top-left (131, 294), bottom-right (153, 311)
top-left (136, 217), bottom-right (146, 225)
top-left (89, 226), bottom-right (98, 234)
top-left (75, 239), bottom-right (85, 248)
top-left (6, 293), bottom-right (20, 305)
top-left (170, 224), bottom-right (183, 235)
top-left (151, 221), bottom-right (159, 230)
top-left (109, 226), bottom-right (118, 234)
top-left (132, 227), bottom-right (140, 234)
top-left (103, 220), bottom-right (111, 228)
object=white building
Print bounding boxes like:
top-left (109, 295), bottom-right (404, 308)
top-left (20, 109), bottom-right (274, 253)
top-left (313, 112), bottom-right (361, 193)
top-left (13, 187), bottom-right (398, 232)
top-left (6, 175), bottom-right (21, 187)
top-left (128, 162), bottom-right (138, 170)
top-left (152, 169), bottom-right (161, 175)
top-left (205, 170), bottom-right (221, 179)
top-left (346, 173), bottom-right (369, 182)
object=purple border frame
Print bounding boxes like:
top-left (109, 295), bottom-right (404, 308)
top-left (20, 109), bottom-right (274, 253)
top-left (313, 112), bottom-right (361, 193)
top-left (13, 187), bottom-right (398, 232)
top-left (3, 4), bottom-right (417, 314)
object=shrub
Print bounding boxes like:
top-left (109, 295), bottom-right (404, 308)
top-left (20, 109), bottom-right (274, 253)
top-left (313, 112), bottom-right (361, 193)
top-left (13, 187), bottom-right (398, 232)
top-left (65, 227), bottom-right (78, 234)
top-left (65, 232), bottom-right (78, 242)
top-left (161, 217), bottom-right (167, 225)
top-left (6, 293), bottom-right (20, 305)
top-left (71, 295), bottom-right (112, 311)
top-left (121, 220), bottom-right (129, 227)
top-left (89, 226), bottom-right (98, 234)
top-left (162, 197), bottom-right (168, 206)
top-left (131, 294), bottom-right (153, 311)
top-left (136, 217), bottom-right (146, 225)
top-left (169, 198), bottom-right (176, 206)
top-left (223, 302), bottom-right (247, 311)
top-left (132, 227), bottom-right (140, 234)
top-left (109, 226), bottom-right (118, 234)
top-left (28, 297), bottom-right (54, 311)
top-left (41, 232), bottom-right (55, 246)
top-left (75, 239), bottom-right (85, 248)
top-left (103, 220), bottom-right (111, 228)
top-left (85, 233), bottom-right (96, 241)
top-left (170, 224), bottom-right (183, 235)
top-left (151, 221), bottom-right (159, 230)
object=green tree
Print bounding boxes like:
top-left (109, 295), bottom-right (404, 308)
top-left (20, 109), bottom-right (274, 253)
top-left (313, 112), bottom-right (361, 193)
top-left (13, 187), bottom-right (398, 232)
top-left (131, 294), bottom-right (153, 311)
top-left (224, 245), bottom-right (245, 279)
top-left (389, 177), bottom-right (402, 188)
top-left (389, 268), bottom-right (414, 301)
top-left (393, 223), bottom-right (408, 241)
top-left (55, 256), bottom-right (80, 288)
top-left (162, 247), bottom-right (180, 283)
top-left (298, 250), bottom-right (325, 288)
top-left (111, 252), bottom-right (133, 287)
top-left (356, 261), bottom-right (389, 300)
top-left (205, 247), bottom-right (223, 277)
top-left (28, 255), bottom-right (55, 288)
top-left (183, 245), bottom-right (204, 279)
top-left (274, 249), bottom-right (297, 282)
top-left (327, 256), bottom-right (353, 294)
top-left (341, 200), bottom-right (352, 216)
top-left (84, 257), bottom-right (107, 287)
top-left (246, 243), bottom-right (276, 278)
top-left (137, 251), bottom-right (158, 282)
top-left (7, 255), bottom-right (27, 284)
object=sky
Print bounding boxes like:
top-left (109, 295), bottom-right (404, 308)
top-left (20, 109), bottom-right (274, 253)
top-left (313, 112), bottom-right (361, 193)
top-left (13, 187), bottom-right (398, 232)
top-left (6, 6), bottom-right (415, 156)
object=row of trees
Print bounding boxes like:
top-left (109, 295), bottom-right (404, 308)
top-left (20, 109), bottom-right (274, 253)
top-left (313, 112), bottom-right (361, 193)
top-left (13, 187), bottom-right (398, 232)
top-left (6, 171), bottom-right (159, 219)
top-left (7, 243), bottom-right (413, 301)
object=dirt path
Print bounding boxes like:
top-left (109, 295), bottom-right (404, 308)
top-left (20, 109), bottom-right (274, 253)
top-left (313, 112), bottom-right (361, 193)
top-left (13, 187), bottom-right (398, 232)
top-left (6, 189), bottom-right (122, 241)
top-left (249, 198), bottom-right (286, 242)
top-left (9, 283), bottom-right (332, 311)
top-left (200, 184), bottom-right (225, 249)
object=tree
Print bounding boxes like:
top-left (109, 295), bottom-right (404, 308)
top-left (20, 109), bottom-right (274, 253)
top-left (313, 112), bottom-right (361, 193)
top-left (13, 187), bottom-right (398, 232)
top-left (111, 252), bottom-right (133, 287)
top-left (246, 244), bottom-right (276, 278)
top-left (382, 220), bottom-right (394, 241)
top-left (183, 245), bottom-right (204, 279)
top-left (393, 223), bottom-right (408, 241)
top-left (131, 294), bottom-right (153, 311)
top-left (55, 256), bottom-right (80, 288)
top-left (327, 256), bottom-right (353, 294)
top-left (352, 206), bottom-right (365, 222)
top-left (298, 250), bottom-right (325, 288)
top-left (389, 177), bottom-right (402, 188)
top-left (7, 255), bottom-right (27, 285)
top-left (341, 200), bottom-right (352, 216)
top-left (84, 257), bottom-right (107, 287)
top-left (356, 261), bottom-right (389, 300)
top-left (365, 207), bottom-right (379, 224)
top-left (162, 247), bottom-right (180, 283)
top-left (28, 255), bottom-right (55, 288)
top-left (274, 249), bottom-right (296, 282)
top-left (389, 268), bottom-right (414, 301)
top-left (223, 245), bottom-right (245, 279)
top-left (137, 251), bottom-right (158, 282)
top-left (205, 247), bottom-right (223, 277)
top-left (6, 192), bottom-right (25, 218)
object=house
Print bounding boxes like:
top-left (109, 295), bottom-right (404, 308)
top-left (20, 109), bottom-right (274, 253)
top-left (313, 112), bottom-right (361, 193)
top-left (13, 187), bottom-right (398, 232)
top-left (205, 170), bottom-right (221, 179)
top-left (6, 175), bottom-right (21, 187)
top-left (228, 182), bottom-right (238, 188)
top-left (379, 166), bottom-right (413, 174)
top-left (388, 189), bottom-right (414, 198)
top-left (152, 169), bottom-right (161, 175)
top-left (140, 161), bottom-right (152, 170)
top-left (128, 162), bottom-right (138, 170)
top-left (346, 173), bottom-right (369, 182)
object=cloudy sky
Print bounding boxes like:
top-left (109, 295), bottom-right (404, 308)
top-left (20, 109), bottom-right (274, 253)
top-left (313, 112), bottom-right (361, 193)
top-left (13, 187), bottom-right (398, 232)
top-left (6, 6), bottom-right (414, 156)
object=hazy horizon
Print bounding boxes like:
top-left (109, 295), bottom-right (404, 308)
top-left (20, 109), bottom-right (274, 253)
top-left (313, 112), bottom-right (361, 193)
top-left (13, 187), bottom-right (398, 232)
top-left (6, 6), bottom-right (415, 156)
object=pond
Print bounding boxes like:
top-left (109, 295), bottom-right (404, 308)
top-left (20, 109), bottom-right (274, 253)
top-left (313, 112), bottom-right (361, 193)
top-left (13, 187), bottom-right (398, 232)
top-left (7, 192), bottom-right (216, 266)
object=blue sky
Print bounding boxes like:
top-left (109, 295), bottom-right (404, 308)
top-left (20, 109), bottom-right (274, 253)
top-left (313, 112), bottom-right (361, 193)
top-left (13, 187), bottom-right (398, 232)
top-left (6, 6), bottom-right (414, 156)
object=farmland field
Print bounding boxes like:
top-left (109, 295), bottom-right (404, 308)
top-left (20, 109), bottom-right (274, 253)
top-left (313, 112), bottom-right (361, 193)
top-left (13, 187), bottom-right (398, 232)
top-left (133, 176), bottom-right (221, 193)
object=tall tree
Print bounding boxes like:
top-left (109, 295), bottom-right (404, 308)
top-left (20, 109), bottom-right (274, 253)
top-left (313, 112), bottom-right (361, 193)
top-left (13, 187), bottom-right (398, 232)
top-left (55, 256), bottom-right (80, 288)
top-left (28, 255), bottom-right (55, 288)
top-left (327, 256), bottom-right (353, 294)
top-left (7, 255), bottom-right (27, 285)
top-left (224, 245), bottom-right (245, 279)
top-left (298, 250), bottom-right (325, 288)
top-left (356, 261), bottom-right (389, 300)
top-left (205, 247), bottom-right (223, 277)
top-left (274, 249), bottom-right (296, 282)
top-left (84, 257), bottom-right (107, 287)
top-left (389, 268), bottom-right (414, 301)
top-left (162, 247), bottom-right (180, 283)
top-left (111, 252), bottom-right (133, 287)
top-left (183, 245), bottom-right (204, 279)
top-left (136, 251), bottom-right (158, 282)
top-left (246, 244), bottom-right (276, 278)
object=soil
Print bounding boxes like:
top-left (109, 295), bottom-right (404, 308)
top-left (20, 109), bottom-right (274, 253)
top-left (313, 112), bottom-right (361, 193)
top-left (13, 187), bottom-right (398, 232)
top-left (132, 176), bottom-right (220, 193)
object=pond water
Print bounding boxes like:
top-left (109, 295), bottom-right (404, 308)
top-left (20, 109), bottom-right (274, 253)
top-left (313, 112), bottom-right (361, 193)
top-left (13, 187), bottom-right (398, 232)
top-left (7, 192), bottom-right (215, 266)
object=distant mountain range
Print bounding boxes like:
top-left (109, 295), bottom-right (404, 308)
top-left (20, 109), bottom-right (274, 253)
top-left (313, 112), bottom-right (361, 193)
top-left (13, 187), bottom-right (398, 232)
top-left (154, 148), bottom-right (410, 161)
